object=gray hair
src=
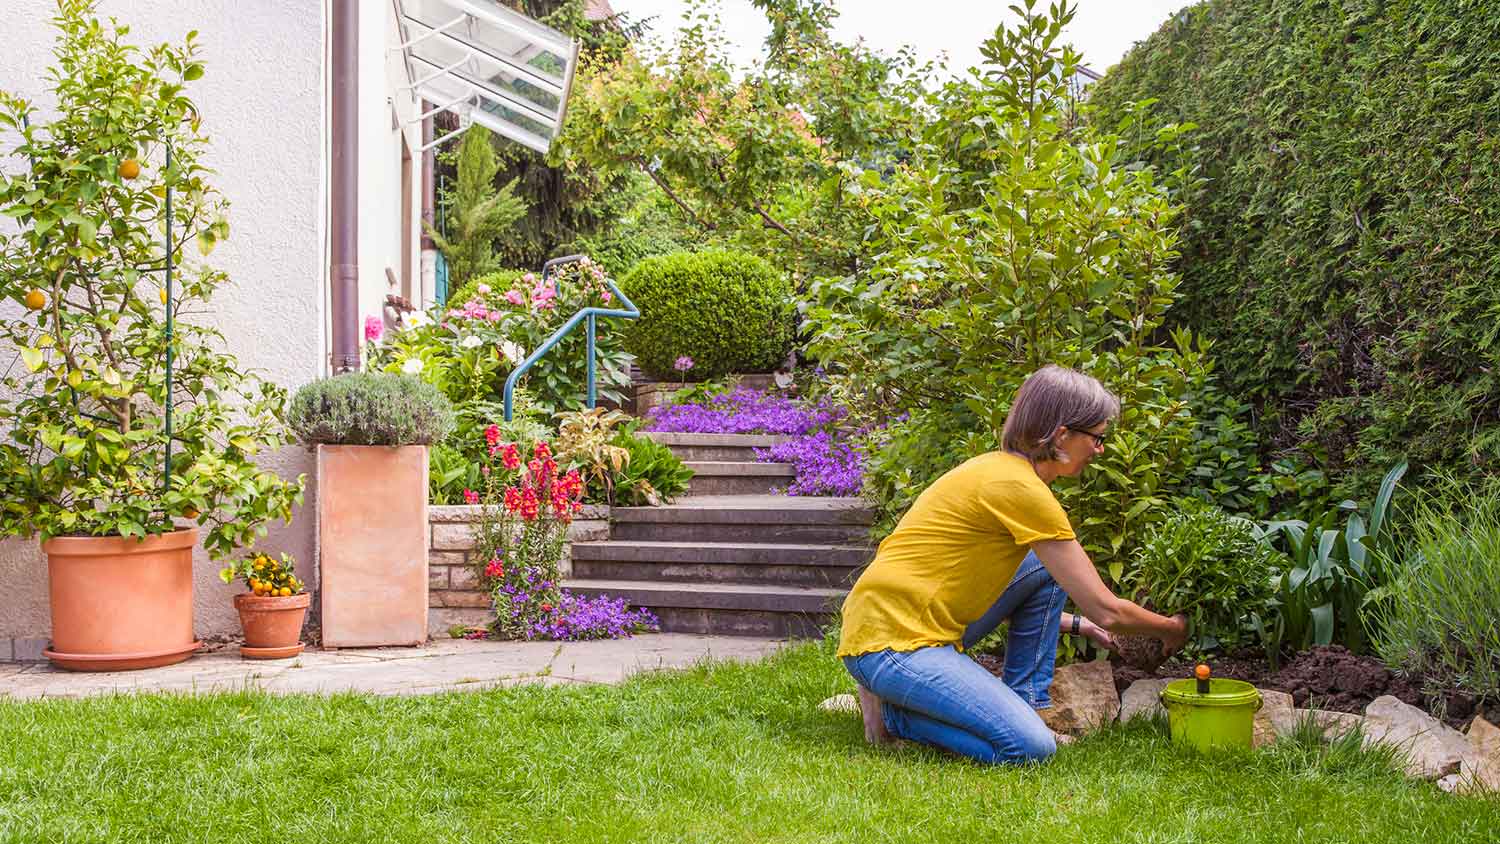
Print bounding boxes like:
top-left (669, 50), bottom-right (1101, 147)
top-left (1001, 365), bottom-right (1120, 462)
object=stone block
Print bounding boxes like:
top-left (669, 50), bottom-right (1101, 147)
top-left (431, 522), bottom-right (479, 551)
top-left (568, 520), bottom-right (610, 542)
top-left (450, 566), bottom-right (480, 591)
top-left (1362, 695), bottom-right (1473, 779)
top-left (818, 693), bottom-right (858, 714)
top-left (1253, 689), bottom-right (1295, 748)
top-left (1270, 707), bottom-right (1364, 741)
top-left (428, 566), bottom-right (450, 590)
top-left (1119, 678), bottom-right (1172, 722)
top-left (429, 551), bottom-right (469, 567)
top-left (433, 590), bottom-right (491, 609)
top-left (1038, 660), bottom-right (1119, 736)
top-left (428, 607), bottom-right (491, 637)
top-left (1459, 716), bottom-right (1500, 794)
top-left (0, 639), bottom-right (11, 663)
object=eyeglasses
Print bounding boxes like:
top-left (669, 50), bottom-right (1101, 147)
top-left (1067, 426), bottom-right (1107, 447)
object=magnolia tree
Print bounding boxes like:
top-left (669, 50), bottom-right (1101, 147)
top-left (0, 2), bottom-right (302, 556)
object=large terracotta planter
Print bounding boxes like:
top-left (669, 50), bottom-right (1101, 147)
top-left (233, 592), bottom-right (310, 659)
top-left (318, 444), bottom-right (429, 647)
top-left (42, 528), bottom-right (201, 672)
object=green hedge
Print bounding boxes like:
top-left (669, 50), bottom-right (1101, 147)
top-left (1090, 0), bottom-right (1500, 493)
top-left (621, 250), bottom-right (794, 380)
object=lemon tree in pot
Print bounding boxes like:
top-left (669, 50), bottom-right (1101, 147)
top-left (0, 4), bottom-right (304, 671)
top-left (220, 552), bottom-right (309, 659)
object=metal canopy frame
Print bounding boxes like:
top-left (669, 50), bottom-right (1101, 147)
top-left (392, 0), bottom-right (579, 154)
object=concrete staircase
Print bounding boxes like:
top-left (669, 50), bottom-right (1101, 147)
top-left (565, 432), bottom-right (874, 637)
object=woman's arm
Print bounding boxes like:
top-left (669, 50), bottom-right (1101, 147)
top-left (1032, 538), bottom-right (1187, 656)
top-left (1060, 612), bottom-right (1116, 651)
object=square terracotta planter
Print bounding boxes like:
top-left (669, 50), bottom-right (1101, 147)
top-left (318, 445), bottom-right (429, 647)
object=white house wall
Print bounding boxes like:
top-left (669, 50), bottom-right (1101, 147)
top-left (0, 0), bottom-right (326, 651)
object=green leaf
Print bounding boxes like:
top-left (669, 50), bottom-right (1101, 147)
top-left (19, 347), bottom-right (44, 372)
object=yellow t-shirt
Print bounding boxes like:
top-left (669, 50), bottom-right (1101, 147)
top-left (837, 451), bottom-right (1075, 657)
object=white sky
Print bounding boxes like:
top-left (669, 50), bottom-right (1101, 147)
top-left (609, 0), bottom-right (1198, 76)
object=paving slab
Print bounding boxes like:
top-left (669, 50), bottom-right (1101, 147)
top-left (0, 634), bottom-right (785, 700)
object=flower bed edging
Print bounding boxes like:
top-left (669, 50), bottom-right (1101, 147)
top-left (426, 504), bottom-right (609, 636)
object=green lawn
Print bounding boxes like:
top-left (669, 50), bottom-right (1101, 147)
top-left (1, 641), bottom-right (1495, 843)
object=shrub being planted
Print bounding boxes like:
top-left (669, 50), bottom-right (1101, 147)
top-left (1115, 500), bottom-right (1282, 669)
top-left (622, 250), bottom-right (794, 380)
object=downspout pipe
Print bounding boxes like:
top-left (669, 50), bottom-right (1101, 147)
top-left (329, 0), bottom-right (360, 373)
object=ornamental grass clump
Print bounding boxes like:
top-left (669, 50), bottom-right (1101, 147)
top-left (1117, 500), bottom-right (1282, 667)
top-left (1370, 476), bottom-right (1500, 700)
top-left (288, 373), bottom-right (454, 446)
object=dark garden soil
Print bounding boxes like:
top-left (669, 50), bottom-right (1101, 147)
top-left (975, 644), bottom-right (1499, 730)
top-left (1110, 645), bottom-right (1500, 731)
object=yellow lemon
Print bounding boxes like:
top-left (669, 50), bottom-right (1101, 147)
top-left (117, 158), bottom-right (140, 180)
top-left (24, 290), bottom-right (46, 311)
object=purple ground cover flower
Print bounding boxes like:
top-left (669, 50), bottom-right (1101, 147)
top-left (755, 430), bottom-right (864, 497)
top-left (643, 386), bottom-right (844, 436)
top-left (524, 591), bottom-right (660, 641)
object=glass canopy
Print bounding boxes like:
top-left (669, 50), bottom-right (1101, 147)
top-left (395, 0), bottom-right (579, 153)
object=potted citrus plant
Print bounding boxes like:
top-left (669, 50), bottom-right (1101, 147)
top-left (288, 372), bottom-right (453, 647)
top-left (220, 552), bottom-right (309, 659)
top-left (0, 5), bottom-right (304, 671)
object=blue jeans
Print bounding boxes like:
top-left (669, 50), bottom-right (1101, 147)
top-left (842, 551), bottom-right (1065, 764)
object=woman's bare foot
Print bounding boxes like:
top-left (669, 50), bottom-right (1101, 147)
top-left (856, 684), bottom-right (892, 745)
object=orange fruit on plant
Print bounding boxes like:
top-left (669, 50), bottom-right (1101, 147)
top-left (278, 587), bottom-right (291, 597)
top-left (118, 158), bottom-right (140, 180)
top-left (182, 507), bottom-right (199, 519)
top-left (24, 289), bottom-right (46, 310)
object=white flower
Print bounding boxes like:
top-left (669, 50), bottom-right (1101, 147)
top-left (499, 341), bottom-right (525, 364)
top-left (402, 311), bottom-right (431, 330)
top-left (401, 357), bottom-right (424, 375)
top-left (460, 335), bottom-right (482, 349)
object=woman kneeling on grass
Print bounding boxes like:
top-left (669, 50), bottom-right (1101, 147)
top-left (839, 365), bottom-right (1188, 764)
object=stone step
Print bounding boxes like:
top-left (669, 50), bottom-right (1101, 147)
top-left (683, 461), bottom-right (795, 495)
top-left (570, 540), bottom-right (871, 587)
top-left (643, 431), bottom-right (791, 463)
top-left (563, 579), bottom-right (844, 638)
top-left (610, 495), bottom-right (874, 544)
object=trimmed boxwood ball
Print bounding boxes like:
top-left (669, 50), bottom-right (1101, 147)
top-left (622, 250), bottom-right (794, 380)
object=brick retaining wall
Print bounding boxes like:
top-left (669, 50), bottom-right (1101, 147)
top-left (425, 504), bottom-right (610, 637)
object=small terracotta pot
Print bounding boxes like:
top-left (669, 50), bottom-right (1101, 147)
top-left (233, 592), bottom-right (310, 659)
top-left (43, 528), bottom-right (202, 672)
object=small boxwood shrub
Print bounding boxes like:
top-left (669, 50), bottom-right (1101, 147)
top-left (1121, 500), bottom-right (1282, 656)
top-left (289, 373), bottom-right (455, 446)
top-left (621, 250), bottom-right (794, 380)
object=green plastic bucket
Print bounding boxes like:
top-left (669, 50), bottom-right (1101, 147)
top-left (1160, 678), bottom-right (1262, 752)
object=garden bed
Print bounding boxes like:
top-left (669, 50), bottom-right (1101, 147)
top-left (1107, 646), bottom-right (1500, 730)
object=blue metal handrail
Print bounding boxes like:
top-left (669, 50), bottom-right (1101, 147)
top-left (502, 254), bottom-right (640, 421)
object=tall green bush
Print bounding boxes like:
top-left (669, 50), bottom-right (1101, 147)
top-left (622, 250), bottom-right (794, 380)
top-left (428, 127), bottom-right (526, 290)
top-left (808, 2), bottom-right (1225, 581)
top-left (1090, 0), bottom-right (1500, 494)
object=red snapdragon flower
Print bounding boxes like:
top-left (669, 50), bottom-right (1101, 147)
top-left (462, 488), bottom-right (480, 505)
top-left (485, 558), bottom-right (505, 578)
top-left (484, 424), bottom-right (501, 447)
top-left (500, 443), bottom-right (521, 470)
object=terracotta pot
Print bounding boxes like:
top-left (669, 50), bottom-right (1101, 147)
top-left (233, 592), bottom-right (310, 659)
top-left (318, 444), bottom-right (429, 647)
top-left (42, 528), bottom-right (202, 672)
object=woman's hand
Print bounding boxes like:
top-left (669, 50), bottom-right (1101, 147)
top-left (1077, 616), bottom-right (1116, 652)
top-left (1158, 614), bottom-right (1189, 658)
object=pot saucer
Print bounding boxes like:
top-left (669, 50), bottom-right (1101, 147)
top-left (239, 642), bottom-right (305, 660)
